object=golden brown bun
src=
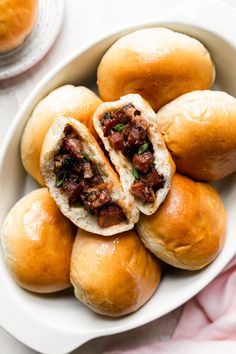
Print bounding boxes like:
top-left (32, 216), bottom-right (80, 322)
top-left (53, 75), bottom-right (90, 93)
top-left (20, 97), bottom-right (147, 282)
top-left (1, 188), bottom-right (76, 293)
top-left (97, 28), bottom-right (214, 111)
top-left (136, 174), bottom-right (226, 270)
top-left (157, 90), bottom-right (236, 181)
top-left (0, 0), bottom-right (37, 53)
top-left (70, 229), bottom-right (161, 317)
top-left (21, 85), bottom-right (102, 186)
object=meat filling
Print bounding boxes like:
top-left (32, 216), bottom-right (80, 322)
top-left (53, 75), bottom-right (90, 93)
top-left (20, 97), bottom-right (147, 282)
top-left (54, 125), bottom-right (125, 228)
top-left (101, 104), bottom-right (164, 202)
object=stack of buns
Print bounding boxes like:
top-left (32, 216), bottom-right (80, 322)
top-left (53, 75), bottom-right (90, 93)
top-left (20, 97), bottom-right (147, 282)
top-left (1, 27), bottom-right (235, 317)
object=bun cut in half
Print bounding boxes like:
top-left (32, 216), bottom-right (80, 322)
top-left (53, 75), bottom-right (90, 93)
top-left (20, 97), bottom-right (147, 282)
top-left (21, 85), bottom-right (102, 186)
top-left (157, 90), bottom-right (236, 181)
top-left (0, 188), bottom-right (76, 293)
top-left (97, 27), bottom-right (215, 111)
top-left (70, 229), bottom-right (161, 317)
top-left (136, 174), bottom-right (226, 270)
top-left (40, 116), bottom-right (137, 236)
top-left (93, 94), bottom-right (175, 216)
top-left (0, 0), bottom-right (38, 53)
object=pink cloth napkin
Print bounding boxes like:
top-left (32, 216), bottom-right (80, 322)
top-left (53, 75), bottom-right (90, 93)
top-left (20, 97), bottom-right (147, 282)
top-left (103, 256), bottom-right (236, 354)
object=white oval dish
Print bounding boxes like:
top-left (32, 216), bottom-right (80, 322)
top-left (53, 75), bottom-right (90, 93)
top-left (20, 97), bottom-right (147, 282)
top-left (0, 0), bottom-right (236, 353)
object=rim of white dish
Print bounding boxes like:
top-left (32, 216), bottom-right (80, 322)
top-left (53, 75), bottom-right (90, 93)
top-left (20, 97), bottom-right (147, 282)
top-left (0, 0), bottom-right (64, 80)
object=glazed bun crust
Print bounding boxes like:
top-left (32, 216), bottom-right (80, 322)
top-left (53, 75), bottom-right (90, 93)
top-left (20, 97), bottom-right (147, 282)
top-left (21, 85), bottom-right (102, 186)
top-left (1, 188), bottom-right (76, 293)
top-left (70, 229), bottom-right (161, 317)
top-left (157, 90), bottom-right (236, 181)
top-left (97, 28), bottom-right (214, 111)
top-left (0, 0), bottom-right (37, 53)
top-left (136, 174), bottom-right (226, 270)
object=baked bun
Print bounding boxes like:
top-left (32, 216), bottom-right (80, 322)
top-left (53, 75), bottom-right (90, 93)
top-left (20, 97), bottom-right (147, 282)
top-left (40, 116), bottom-right (137, 235)
top-left (70, 229), bottom-right (161, 317)
top-left (136, 174), bottom-right (226, 270)
top-left (1, 188), bottom-right (76, 293)
top-left (0, 0), bottom-right (37, 53)
top-left (157, 90), bottom-right (236, 181)
top-left (97, 27), bottom-right (215, 111)
top-left (93, 94), bottom-right (175, 216)
top-left (21, 85), bottom-right (102, 186)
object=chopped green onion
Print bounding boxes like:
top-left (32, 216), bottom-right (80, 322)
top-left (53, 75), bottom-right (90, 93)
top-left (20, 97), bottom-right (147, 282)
top-left (55, 170), bottom-right (67, 187)
top-left (132, 168), bottom-right (139, 180)
top-left (81, 151), bottom-right (90, 162)
top-left (93, 165), bottom-right (99, 174)
top-left (138, 143), bottom-right (149, 155)
top-left (105, 112), bottom-right (111, 119)
top-left (113, 123), bottom-right (125, 132)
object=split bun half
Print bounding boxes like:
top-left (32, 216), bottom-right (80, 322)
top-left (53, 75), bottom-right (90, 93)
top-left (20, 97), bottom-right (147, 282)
top-left (93, 94), bottom-right (175, 216)
top-left (40, 116), bottom-right (137, 236)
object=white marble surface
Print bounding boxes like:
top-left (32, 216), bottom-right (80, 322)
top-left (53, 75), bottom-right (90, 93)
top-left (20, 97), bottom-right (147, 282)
top-left (0, 0), bottom-right (235, 353)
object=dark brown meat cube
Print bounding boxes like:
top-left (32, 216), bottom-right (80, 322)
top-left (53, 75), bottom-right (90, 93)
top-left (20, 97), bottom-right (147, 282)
top-left (132, 151), bottom-right (154, 174)
top-left (79, 179), bottom-right (91, 193)
top-left (69, 186), bottom-right (84, 202)
top-left (82, 188), bottom-right (112, 212)
top-left (112, 105), bottom-right (133, 124)
top-left (131, 115), bottom-right (149, 130)
top-left (102, 118), bottom-right (117, 137)
top-left (63, 179), bottom-right (84, 202)
top-left (108, 132), bottom-right (125, 150)
top-left (90, 189), bottom-right (112, 209)
top-left (64, 125), bottom-right (77, 138)
top-left (83, 163), bottom-right (93, 179)
top-left (127, 126), bottom-right (146, 148)
top-left (93, 174), bottom-right (104, 185)
top-left (54, 154), bottom-right (70, 169)
top-left (98, 205), bottom-right (125, 228)
top-left (122, 142), bottom-right (134, 159)
top-left (71, 161), bottom-right (84, 175)
top-left (130, 181), bottom-right (155, 202)
top-left (141, 168), bottom-right (164, 189)
top-left (62, 137), bottom-right (83, 157)
top-left (134, 109), bottom-right (141, 116)
top-left (111, 110), bottom-right (127, 123)
top-left (124, 104), bottom-right (141, 119)
top-left (121, 122), bottom-right (132, 138)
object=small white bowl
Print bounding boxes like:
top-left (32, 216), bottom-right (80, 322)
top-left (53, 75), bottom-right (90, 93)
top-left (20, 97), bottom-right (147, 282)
top-left (0, 0), bottom-right (236, 353)
top-left (0, 0), bottom-right (64, 80)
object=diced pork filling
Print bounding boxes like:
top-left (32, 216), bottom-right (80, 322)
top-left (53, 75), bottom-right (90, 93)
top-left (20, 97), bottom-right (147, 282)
top-left (54, 125), bottom-right (125, 228)
top-left (101, 104), bottom-right (164, 202)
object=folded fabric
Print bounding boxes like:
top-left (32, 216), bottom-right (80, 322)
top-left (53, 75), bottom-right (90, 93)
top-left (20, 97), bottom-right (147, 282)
top-left (102, 256), bottom-right (236, 354)
top-left (173, 257), bottom-right (236, 341)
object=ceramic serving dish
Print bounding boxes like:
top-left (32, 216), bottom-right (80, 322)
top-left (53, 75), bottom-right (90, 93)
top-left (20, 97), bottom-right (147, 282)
top-left (0, 0), bottom-right (236, 353)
